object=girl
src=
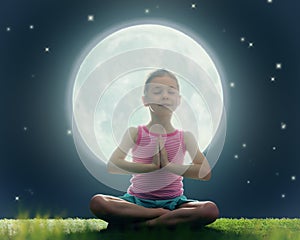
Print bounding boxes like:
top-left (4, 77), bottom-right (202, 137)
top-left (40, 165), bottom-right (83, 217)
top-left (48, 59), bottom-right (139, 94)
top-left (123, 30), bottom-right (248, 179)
top-left (90, 69), bottom-right (219, 229)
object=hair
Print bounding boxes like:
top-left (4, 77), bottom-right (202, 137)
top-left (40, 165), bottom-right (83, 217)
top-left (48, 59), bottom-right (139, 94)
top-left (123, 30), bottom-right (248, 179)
top-left (144, 69), bottom-right (179, 95)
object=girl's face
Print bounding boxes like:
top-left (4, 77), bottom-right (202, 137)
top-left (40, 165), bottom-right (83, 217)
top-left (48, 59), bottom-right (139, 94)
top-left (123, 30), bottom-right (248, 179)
top-left (143, 76), bottom-right (181, 114)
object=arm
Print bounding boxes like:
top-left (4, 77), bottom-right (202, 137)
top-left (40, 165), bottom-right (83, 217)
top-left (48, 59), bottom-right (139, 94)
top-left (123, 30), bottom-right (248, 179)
top-left (107, 127), bottom-right (160, 174)
top-left (159, 132), bottom-right (211, 180)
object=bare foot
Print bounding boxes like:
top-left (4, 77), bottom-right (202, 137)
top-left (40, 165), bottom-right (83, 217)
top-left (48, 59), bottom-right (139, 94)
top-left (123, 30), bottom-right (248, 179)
top-left (136, 208), bottom-right (170, 229)
top-left (144, 207), bottom-right (170, 219)
top-left (156, 208), bottom-right (171, 216)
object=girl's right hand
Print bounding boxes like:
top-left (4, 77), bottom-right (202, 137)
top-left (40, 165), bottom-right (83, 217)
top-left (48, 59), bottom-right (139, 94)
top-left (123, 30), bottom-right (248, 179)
top-left (152, 138), bottom-right (161, 170)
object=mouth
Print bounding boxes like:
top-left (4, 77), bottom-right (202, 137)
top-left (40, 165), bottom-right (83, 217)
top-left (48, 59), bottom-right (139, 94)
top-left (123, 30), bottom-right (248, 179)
top-left (157, 104), bottom-right (173, 109)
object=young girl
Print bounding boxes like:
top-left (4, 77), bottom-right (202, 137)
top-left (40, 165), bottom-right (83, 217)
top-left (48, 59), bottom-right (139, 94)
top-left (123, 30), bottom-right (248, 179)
top-left (90, 69), bottom-right (219, 229)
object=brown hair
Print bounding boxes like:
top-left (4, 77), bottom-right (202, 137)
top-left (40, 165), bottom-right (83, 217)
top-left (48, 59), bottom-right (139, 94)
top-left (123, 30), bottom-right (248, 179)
top-left (144, 69), bottom-right (179, 95)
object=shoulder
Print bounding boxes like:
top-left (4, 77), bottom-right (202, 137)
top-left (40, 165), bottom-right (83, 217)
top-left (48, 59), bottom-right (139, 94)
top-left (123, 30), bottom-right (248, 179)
top-left (183, 131), bottom-right (197, 151)
top-left (119, 127), bottom-right (139, 148)
top-left (126, 127), bottom-right (139, 143)
top-left (183, 131), bottom-right (196, 143)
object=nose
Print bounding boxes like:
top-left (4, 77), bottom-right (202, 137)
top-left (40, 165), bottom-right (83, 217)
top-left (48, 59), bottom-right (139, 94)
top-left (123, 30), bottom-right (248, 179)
top-left (161, 90), bottom-right (169, 99)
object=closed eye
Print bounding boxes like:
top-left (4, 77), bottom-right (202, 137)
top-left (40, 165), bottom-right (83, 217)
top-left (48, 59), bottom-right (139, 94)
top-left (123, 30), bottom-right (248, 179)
top-left (153, 90), bottom-right (162, 94)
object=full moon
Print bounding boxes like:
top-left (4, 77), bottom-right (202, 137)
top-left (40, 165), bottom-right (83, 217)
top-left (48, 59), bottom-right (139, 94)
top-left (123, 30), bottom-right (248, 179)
top-left (72, 23), bottom-right (226, 191)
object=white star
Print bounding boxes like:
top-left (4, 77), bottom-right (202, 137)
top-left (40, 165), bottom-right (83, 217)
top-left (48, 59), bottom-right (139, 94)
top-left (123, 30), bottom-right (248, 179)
top-left (25, 188), bottom-right (34, 195)
top-left (191, 3), bottom-right (197, 9)
top-left (23, 127), bottom-right (28, 131)
top-left (67, 130), bottom-right (72, 135)
top-left (281, 194), bottom-right (286, 198)
top-left (267, 0), bottom-right (273, 3)
top-left (45, 47), bottom-right (50, 52)
top-left (246, 180), bottom-right (251, 184)
top-left (6, 27), bottom-right (11, 31)
top-left (230, 82), bottom-right (235, 88)
top-left (234, 154), bottom-right (239, 159)
top-left (15, 196), bottom-right (20, 201)
top-left (87, 15), bottom-right (94, 21)
top-left (281, 122), bottom-right (287, 130)
top-left (273, 146), bottom-right (277, 151)
top-left (144, 9), bottom-right (150, 14)
top-left (248, 42), bottom-right (254, 48)
top-left (242, 143), bottom-right (247, 148)
top-left (29, 25), bottom-right (34, 30)
top-left (291, 176), bottom-right (296, 181)
top-left (276, 63), bottom-right (282, 69)
top-left (240, 37), bottom-right (245, 42)
top-left (270, 76), bottom-right (276, 82)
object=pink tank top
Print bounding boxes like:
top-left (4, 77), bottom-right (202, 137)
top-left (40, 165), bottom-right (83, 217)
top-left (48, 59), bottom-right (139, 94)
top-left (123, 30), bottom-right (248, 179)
top-left (127, 125), bottom-right (186, 200)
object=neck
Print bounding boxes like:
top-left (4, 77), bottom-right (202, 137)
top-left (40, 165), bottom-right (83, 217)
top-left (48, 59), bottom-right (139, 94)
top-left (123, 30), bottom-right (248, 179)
top-left (147, 112), bottom-right (175, 133)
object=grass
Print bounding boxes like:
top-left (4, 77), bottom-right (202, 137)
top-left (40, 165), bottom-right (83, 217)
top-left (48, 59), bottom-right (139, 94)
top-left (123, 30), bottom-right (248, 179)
top-left (0, 218), bottom-right (300, 240)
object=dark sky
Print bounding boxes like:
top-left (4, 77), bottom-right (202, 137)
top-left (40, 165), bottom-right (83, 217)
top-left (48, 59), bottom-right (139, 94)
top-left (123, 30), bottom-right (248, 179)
top-left (1, 0), bottom-right (299, 219)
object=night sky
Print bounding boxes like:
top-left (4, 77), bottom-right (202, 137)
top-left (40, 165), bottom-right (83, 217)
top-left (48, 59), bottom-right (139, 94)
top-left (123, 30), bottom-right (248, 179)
top-left (1, 0), bottom-right (299, 219)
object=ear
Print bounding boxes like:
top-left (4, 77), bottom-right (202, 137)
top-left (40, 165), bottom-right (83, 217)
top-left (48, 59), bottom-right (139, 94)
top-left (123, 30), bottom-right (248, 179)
top-left (176, 95), bottom-right (181, 106)
top-left (142, 96), bottom-right (149, 106)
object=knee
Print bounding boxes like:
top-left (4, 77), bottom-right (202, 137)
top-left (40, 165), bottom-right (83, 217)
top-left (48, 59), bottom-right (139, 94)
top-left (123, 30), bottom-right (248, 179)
top-left (89, 194), bottom-right (111, 216)
top-left (202, 201), bottom-right (219, 222)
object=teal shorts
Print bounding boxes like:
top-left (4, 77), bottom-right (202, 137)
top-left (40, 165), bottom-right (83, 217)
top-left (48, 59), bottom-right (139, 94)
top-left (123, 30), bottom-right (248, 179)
top-left (119, 193), bottom-right (196, 211)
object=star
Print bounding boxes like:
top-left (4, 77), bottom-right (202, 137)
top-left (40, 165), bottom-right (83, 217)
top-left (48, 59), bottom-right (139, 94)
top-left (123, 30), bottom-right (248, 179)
top-left (144, 9), bottom-right (150, 14)
top-left (281, 194), bottom-right (286, 199)
top-left (281, 122), bottom-right (287, 130)
top-left (29, 25), bottom-right (34, 30)
top-left (191, 3), bottom-right (197, 9)
top-left (23, 126), bottom-right (28, 131)
top-left (45, 47), bottom-right (50, 52)
top-left (270, 76), bottom-right (276, 82)
top-left (291, 176), bottom-right (296, 181)
top-left (246, 180), bottom-right (251, 184)
top-left (230, 82), bottom-right (235, 88)
top-left (276, 63), bottom-right (282, 69)
top-left (242, 143), bottom-right (247, 148)
top-left (25, 188), bottom-right (34, 195)
top-left (267, 0), bottom-right (273, 3)
top-left (15, 196), bottom-right (20, 201)
top-left (234, 154), bottom-right (239, 159)
top-left (248, 42), bottom-right (254, 48)
top-left (240, 37), bottom-right (245, 42)
top-left (272, 146), bottom-right (277, 151)
top-left (6, 26), bottom-right (11, 31)
top-left (67, 130), bottom-right (72, 135)
top-left (87, 15), bottom-right (94, 21)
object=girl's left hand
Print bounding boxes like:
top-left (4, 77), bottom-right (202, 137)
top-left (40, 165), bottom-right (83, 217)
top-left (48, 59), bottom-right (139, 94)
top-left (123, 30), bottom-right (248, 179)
top-left (158, 136), bottom-right (169, 168)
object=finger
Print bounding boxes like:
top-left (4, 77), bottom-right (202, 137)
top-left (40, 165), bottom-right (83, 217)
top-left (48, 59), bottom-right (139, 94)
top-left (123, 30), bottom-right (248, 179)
top-left (153, 150), bottom-right (160, 167)
top-left (156, 136), bottom-right (161, 151)
top-left (156, 137), bottom-right (161, 152)
top-left (159, 136), bottom-right (165, 150)
top-left (154, 140), bottom-right (160, 158)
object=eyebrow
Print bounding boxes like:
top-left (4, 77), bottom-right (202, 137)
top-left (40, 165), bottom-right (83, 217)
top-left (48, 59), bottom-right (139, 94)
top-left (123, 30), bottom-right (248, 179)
top-left (151, 85), bottom-right (177, 89)
top-left (169, 86), bottom-right (177, 89)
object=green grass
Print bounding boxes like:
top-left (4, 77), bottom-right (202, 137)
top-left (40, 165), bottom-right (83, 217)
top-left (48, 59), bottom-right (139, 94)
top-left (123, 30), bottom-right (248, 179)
top-left (0, 218), bottom-right (299, 240)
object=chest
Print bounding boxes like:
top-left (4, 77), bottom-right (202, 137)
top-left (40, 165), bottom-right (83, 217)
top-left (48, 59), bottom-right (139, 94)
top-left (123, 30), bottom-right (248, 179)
top-left (132, 134), bottom-right (186, 163)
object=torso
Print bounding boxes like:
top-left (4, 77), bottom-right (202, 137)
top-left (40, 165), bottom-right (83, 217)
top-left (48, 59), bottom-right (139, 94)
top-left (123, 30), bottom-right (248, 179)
top-left (127, 125), bottom-right (186, 200)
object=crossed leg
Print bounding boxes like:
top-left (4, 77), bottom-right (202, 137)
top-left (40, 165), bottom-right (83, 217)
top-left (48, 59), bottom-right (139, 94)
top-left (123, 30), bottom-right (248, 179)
top-left (89, 194), bottom-right (169, 225)
top-left (144, 201), bottom-right (219, 228)
top-left (90, 194), bottom-right (219, 228)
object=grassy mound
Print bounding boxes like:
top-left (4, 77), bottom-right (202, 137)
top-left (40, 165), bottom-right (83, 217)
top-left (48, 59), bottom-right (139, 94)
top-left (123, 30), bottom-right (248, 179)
top-left (0, 218), bottom-right (299, 240)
